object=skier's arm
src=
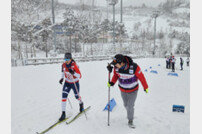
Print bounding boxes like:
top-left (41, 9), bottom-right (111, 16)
top-left (110, 68), bottom-right (119, 85)
top-left (135, 65), bottom-right (148, 90)
top-left (72, 64), bottom-right (82, 79)
top-left (61, 65), bottom-right (64, 78)
top-left (59, 64), bottom-right (65, 84)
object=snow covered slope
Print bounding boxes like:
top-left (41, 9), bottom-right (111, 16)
top-left (11, 58), bottom-right (190, 134)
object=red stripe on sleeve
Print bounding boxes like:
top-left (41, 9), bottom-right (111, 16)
top-left (73, 63), bottom-right (82, 79)
top-left (111, 68), bottom-right (119, 84)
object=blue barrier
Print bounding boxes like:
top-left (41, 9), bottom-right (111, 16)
top-left (150, 70), bottom-right (158, 74)
top-left (168, 72), bottom-right (178, 77)
top-left (172, 105), bottom-right (185, 113)
top-left (103, 98), bottom-right (116, 112)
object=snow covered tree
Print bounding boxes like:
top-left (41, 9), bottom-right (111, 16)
top-left (37, 18), bottom-right (53, 57)
top-left (133, 22), bottom-right (141, 31)
top-left (141, 3), bottom-right (147, 8)
top-left (159, 0), bottom-right (187, 13)
top-left (157, 29), bottom-right (165, 40)
top-left (175, 42), bottom-right (189, 55)
top-left (62, 8), bottom-right (81, 53)
top-left (100, 19), bottom-right (110, 43)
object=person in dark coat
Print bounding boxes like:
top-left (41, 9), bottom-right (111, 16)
top-left (180, 57), bottom-right (184, 70)
top-left (186, 57), bottom-right (190, 66)
top-left (166, 57), bottom-right (169, 69)
top-left (171, 56), bottom-right (176, 72)
top-left (107, 54), bottom-right (148, 127)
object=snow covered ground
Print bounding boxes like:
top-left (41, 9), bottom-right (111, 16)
top-left (11, 58), bottom-right (190, 134)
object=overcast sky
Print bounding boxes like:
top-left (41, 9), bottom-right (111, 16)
top-left (58, 0), bottom-right (168, 7)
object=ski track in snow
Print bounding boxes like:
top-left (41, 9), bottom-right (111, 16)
top-left (11, 58), bottom-right (190, 134)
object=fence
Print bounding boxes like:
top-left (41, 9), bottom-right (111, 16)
top-left (11, 55), bottom-right (145, 67)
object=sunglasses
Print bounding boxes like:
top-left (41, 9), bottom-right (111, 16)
top-left (113, 58), bottom-right (122, 64)
top-left (64, 59), bottom-right (71, 62)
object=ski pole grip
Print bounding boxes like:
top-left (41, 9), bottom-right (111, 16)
top-left (108, 64), bottom-right (111, 82)
top-left (107, 63), bottom-right (113, 74)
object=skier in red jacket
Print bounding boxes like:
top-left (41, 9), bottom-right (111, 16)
top-left (107, 54), bottom-right (148, 127)
top-left (58, 53), bottom-right (84, 121)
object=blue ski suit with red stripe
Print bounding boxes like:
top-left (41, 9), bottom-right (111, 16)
top-left (61, 60), bottom-right (82, 101)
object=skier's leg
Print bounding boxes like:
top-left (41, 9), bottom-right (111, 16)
top-left (72, 82), bottom-right (84, 112)
top-left (172, 63), bottom-right (174, 72)
top-left (61, 83), bottom-right (71, 111)
top-left (166, 61), bottom-right (168, 69)
top-left (121, 91), bottom-right (131, 121)
top-left (59, 83), bottom-right (71, 121)
top-left (121, 91), bottom-right (128, 109)
top-left (72, 82), bottom-right (81, 101)
top-left (126, 90), bottom-right (138, 121)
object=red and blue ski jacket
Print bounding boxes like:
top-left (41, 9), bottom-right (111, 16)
top-left (61, 60), bottom-right (81, 83)
top-left (111, 56), bottom-right (148, 93)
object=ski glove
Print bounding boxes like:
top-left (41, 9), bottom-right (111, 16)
top-left (107, 82), bottom-right (114, 87)
top-left (144, 88), bottom-right (148, 93)
top-left (107, 64), bottom-right (113, 73)
top-left (59, 78), bottom-right (64, 85)
top-left (68, 69), bottom-right (75, 75)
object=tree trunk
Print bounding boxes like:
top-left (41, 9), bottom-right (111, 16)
top-left (91, 43), bottom-right (93, 55)
top-left (74, 36), bottom-right (77, 53)
top-left (69, 35), bottom-right (72, 53)
top-left (30, 45), bottom-right (33, 58)
top-left (25, 44), bottom-right (28, 58)
top-left (103, 30), bottom-right (105, 43)
top-left (18, 41), bottom-right (22, 59)
top-left (33, 45), bottom-right (36, 57)
top-left (45, 42), bottom-right (48, 57)
top-left (83, 43), bottom-right (85, 57)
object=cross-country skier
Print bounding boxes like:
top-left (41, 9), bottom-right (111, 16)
top-left (171, 56), bottom-right (176, 72)
top-left (168, 56), bottom-right (172, 69)
top-left (58, 52), bottom-right (84, 121)
top-left (186, 57), bottom-right (190, 66)
top-left (107, 54), bottom-right (148, 127)
top-left (180, 57), bottom-right (184, 70)
top-left (166, 57), bottom-right (169, 69)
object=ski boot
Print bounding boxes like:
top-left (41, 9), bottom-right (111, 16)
top-left (128, 120), bottom-right (135, 129)
top-left (59, 111), bottom-right (66, 121)
top-left (79, 102), bottom-right (84, 113)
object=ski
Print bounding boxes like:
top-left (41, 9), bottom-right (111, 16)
top-left (36, 116), bottom-right (70, 134)
top-left (66, 106), bottom-right (91, 125)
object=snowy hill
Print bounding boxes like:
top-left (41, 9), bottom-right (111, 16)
top-left (11, 58), bottom-right (190, 134)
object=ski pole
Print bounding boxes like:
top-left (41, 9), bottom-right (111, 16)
top-left (107, 63), bottom-right (111, 126)
top-left (67, 98), bottom-right (73, 109)
top-left (71, 75), bottom-right (88, 120)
